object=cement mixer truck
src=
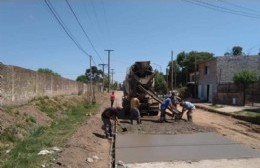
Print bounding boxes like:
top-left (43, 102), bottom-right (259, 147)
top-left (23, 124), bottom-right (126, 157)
top-left (123, 61), bottom-right (160, 116)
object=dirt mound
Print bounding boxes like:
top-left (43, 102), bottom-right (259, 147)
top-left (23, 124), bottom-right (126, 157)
top-left (0, 95), bottom-right (90, 146)
top-left (18, 105), bottom-right (52, 126)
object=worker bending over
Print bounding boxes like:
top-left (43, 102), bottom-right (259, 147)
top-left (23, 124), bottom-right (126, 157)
top-left (101, 107), bottom-right (121, 139)
top-left (180, 101), bottom-right (195, 121)
top-left (160, 94), bottom-right (174, 122)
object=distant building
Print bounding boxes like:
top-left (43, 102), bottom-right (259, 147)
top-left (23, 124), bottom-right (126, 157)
top-left (197, 55), bottom-right (260, 104)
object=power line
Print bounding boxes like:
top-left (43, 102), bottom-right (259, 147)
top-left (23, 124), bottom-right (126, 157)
top-left (91, 56), bottom-right (97, 67)
top-left (44, 0), bottom-right (91, 56)
top-left (183, 0), bottom-right (260, 19)
top-left (218, 0), bottom-right (260, 15)
top-left (200, 0), bottom-right (260, 18)
top-left (89, 0), bottom-right (104, 36)
top-left (65, 0), bottom-right (104, 63)
top-left (89, 0), bottom-right (108, 47)
top-left (101, 0), bottom-right (111, 42)
top-left (81, 0), bottom-right (106, 50)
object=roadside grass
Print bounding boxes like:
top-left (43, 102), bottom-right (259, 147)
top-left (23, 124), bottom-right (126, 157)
top-left (233, 108), bottom-right (260, 118)
top-left (1, 101), bottom-right (98, 168)
top-left (209, 104), bottom-right (224, 109)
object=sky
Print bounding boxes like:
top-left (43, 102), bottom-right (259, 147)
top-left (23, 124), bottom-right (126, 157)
top-left (1, 0), bottom-right (260, 83)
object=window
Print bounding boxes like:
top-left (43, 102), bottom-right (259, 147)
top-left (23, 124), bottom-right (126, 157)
top-left (204, 65), bottom-right (210, 75)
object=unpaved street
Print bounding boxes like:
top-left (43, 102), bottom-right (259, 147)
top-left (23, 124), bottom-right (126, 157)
top-left (52, 91), bottom-right (260, 167)
top-left (193, 109), bottom-right (260, 149)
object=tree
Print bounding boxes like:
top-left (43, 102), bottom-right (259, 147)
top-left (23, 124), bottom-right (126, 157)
top-left (176, 51), bottom-right (213, 72)
top-left (232, 46), bottom-right (243, 56)
top-left (76, 75), bottom-right (87, 83)
top-left (233, 70), bottom-right (257, 106)
top-left (111, 81), bottom-right (119, 90)
top-left (37, 68), bottom-right (61, 77)
top-left (224, 52), bottom-right (230, 56)
top-left (85, 66), bottom-right (103, 83)
top-left (175, 51), bottom-right (214, 86)
top-left (154, 70), bottom-right (167, 94)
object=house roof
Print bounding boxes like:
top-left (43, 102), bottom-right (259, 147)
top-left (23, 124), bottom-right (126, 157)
top-left (198, 55), bottom-right (260, 65)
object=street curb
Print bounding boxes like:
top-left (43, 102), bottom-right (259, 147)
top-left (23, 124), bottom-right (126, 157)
top-left (195, 104), bottom-right (260, 125)
top-left (195, 105), bottom-right (232, 116)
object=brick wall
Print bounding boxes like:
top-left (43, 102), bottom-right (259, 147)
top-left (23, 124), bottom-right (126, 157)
top-left (0, 64), bottom-right (95, 106)
top-left (217, 55), bottom-right (260, 83)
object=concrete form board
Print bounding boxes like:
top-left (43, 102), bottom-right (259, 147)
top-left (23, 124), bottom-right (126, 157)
top-left (116, 133), bottom-right (260, 164)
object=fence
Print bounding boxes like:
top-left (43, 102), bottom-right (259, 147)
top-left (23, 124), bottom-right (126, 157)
top-left (216, 82), bottom-right (260, 106)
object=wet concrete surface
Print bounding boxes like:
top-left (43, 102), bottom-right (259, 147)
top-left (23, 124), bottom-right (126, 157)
top-left (115, 132), bottom-right (260, 165)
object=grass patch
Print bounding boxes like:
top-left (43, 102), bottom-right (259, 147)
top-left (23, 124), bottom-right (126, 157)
top-left (26, 116), bottom-right (36, 123)
top-left (0, 126), bottom-right (18, 143)
top-left (0, 102), bottom-right (98, 168)
top-left (209, 104), bottom-right (224, 109)
top-left (233, 108), bottom-right (260, 118)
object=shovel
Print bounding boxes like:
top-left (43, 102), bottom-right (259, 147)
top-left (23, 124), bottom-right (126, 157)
top-left (119, 124), bottom-right (127, 132)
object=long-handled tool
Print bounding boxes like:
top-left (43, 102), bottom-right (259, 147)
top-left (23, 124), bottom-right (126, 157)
top-left (118, 124), bottom-right (127, 132)
top-left (138, 84), bottom-right (182, 120)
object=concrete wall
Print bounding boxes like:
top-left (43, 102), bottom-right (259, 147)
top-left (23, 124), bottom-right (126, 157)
top-left (198, 58), bottom-right (218, 102)
top-left (0, 64), bottom-right (93, 106)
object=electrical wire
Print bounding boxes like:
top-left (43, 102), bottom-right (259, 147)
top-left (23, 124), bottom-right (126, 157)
top-left (101, 0), bottom-right (111, 42)
top-left (89, 0), bottom-right (107, 47)
top-left (91, 56), bottom-right (97, 67)
top-left (65, 0), bottom-right (104, 64)
top-left (183, 0), bottom-right (260, 19)
top-left (44, 0), bottom-right (91, 56)
top-left (198, 0), bottom-right (260, 17)
top-left (218, 0), bottom-right (260, 15)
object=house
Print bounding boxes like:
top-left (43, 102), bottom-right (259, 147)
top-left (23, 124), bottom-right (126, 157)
top-left (197, 55), bottom-right (260, 105)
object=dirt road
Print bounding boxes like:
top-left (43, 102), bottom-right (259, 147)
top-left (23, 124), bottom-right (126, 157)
top-left (193, 108), bottom-right (260, 149)
top-left (52, 91), bottom-right (260, 167)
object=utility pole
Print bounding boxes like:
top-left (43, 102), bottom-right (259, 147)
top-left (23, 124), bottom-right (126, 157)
top-left (105, 49), bottom-right (114, 93)
top-left (194, 55), bottom-right (197, 98)
top-left (174, 61), bottom-right (177, 89)
top-left (166, 68), bottom-right (169, 91)
top-left (98, 63), bottom-right (107, 92)
top-left (171, 51), bottom-right (173, 91)
top-left (89, 55), bottom-right (92, 102)
top-left (152, 63), bottom-right (162, 73)
top-left (111, 68), bottom-right (114, 86)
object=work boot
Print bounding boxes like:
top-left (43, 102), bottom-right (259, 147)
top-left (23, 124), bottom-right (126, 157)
top-left (109, 133), bottom-right (115, 137)
top-left (187, 115), bottom-right (193, 122)
top-left (159, 116), bottom-right (164, 122)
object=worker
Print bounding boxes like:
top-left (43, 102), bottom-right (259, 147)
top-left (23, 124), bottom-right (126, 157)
top-left (172, 92), bottom-right (182, 109)
top-left (179, 101), bottom-right (195, 121)
top-left (122, 96), bottom-right (130, 116)
top-left (101, 107), bottom-right (121, 139)
top-left (160, 94), bottom-right (174, 122)
top-left (130, 97), bottom-right (141, 124)
top-left (110, 91), bottom-right (115, 107)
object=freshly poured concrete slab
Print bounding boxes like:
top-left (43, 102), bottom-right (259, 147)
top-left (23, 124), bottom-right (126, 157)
top-left (125, 158), bottom-right (260, 168)
top-left (115, 133), bottom-right (260, 164)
